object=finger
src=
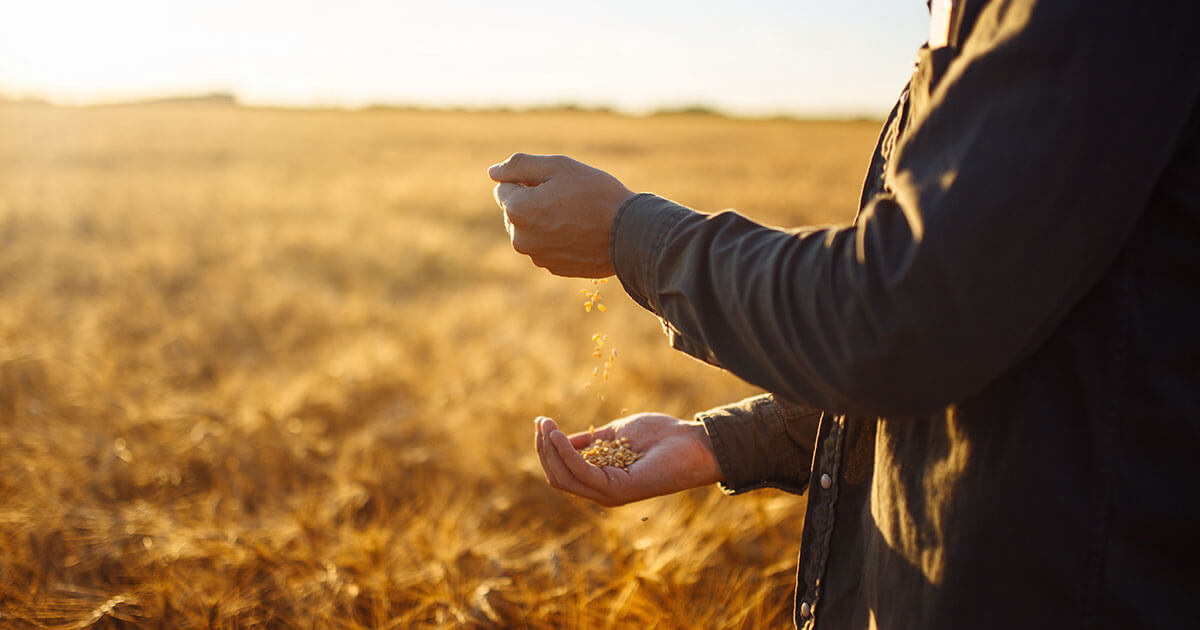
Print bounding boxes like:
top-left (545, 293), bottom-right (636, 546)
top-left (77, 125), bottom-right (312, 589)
top-left (488, 153), bottom-right (560, 185)
top-left (540, 426), bottom-right (612, 504)
top-left (541, 418), bottom-right (573, 458)
top-left (510, 230), bottom-right (535, 257)
top-left (567, 432), bottom-right (594, 449)
top-left (548, 429), bottom-right (611, 490)
top-left (566, 424), bottom-right (615, 449)
top-left (493, 181), bottom-right (533, 212)
top-left (535, 417), bottom-right (565, 489)
top-left (534, 417), bottom-right (547, 475)
top-left (502, 211), bottom-right (515, 238)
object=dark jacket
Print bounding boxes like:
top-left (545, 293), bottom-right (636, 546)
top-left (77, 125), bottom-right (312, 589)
top-left (609, 1), bottom-right (1200, 627)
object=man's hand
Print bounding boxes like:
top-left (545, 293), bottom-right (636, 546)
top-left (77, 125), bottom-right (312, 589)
top-left (489, 153), bottom-right (635, 278)
top-left (534, 414), bottom-right (724, 507)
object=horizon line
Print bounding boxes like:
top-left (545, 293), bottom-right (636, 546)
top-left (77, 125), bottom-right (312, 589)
top-left (0, 90), bottom-right (889, 122)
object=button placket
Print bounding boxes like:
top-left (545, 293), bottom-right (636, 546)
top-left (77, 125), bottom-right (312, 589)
top-left (796, 415), bottom-right (848, 627)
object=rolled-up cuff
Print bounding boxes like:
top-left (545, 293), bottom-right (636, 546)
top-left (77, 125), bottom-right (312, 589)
top-left (697, 394), bottom-right (821, 496)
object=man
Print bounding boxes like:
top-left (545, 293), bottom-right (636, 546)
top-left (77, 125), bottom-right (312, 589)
top-left (489, 1), bottom-right (1199, 627)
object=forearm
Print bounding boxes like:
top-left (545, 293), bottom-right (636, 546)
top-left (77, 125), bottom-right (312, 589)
top-left (612, 1), bottom-right (1200, 417)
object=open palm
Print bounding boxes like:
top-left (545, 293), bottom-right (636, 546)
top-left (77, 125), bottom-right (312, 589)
top-left (535, 413), bottom-right (723, 507)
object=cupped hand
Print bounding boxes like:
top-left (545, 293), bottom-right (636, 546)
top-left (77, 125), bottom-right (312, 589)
top-left (534, 413), bottom-right (724, 507)
top-left (489, 153), bottom-right (635, 278)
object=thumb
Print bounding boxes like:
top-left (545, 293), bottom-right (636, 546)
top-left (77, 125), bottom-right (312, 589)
top-left (488, 153), bottom-right (558, 184)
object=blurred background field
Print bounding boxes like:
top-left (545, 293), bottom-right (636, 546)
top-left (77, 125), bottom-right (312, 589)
top-left (0, 101), bottom-right (880, 628)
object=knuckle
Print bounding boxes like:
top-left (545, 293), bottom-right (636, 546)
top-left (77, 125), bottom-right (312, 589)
top-left (511, 233), bottom-right (536, 256)
top-left (507, 201), bottom-right (532, 223)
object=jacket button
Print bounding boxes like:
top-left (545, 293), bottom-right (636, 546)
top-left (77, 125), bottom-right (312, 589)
top-left (800, 601), bottom-right (812, 618)
top-left (820, 473), bottom-right (833, 490)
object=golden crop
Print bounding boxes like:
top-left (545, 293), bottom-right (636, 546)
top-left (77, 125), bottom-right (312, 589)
top-left (0, 101), bottom-right (878, 628)
top-left (580, 437), bottom-right (643, 471)
top-left (581, 278), bottom-right (607, 313)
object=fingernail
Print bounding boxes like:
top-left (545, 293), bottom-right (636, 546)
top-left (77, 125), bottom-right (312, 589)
top-left (488, 163), bottom-right (502, 176)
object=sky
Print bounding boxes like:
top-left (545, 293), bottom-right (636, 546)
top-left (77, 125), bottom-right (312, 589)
top-left (0, 1), bottom-right (930, 117)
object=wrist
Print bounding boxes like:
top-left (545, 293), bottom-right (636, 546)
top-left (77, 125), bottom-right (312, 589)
top-left (686, 420), bottom-right (725, 486)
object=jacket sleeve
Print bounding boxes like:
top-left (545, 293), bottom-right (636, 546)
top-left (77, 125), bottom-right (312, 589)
top-left (610, 0), bottom-right (1200, 416)
top-left (697, 393), bottom-right (821, 495)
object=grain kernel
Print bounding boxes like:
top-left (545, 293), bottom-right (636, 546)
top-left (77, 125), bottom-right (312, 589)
top-left (580, 436), bottom-right (643, 470)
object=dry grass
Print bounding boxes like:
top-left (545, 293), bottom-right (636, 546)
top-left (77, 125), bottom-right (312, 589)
top-left (0, 102), bottom-right (879, 628)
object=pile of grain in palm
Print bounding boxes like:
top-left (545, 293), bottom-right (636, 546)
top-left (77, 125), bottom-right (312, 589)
top-left (580, 436), bottom-right (643, 470)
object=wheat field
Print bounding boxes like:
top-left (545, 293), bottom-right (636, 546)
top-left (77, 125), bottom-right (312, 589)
top-left (0, 101), bottom-right (880, 628)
